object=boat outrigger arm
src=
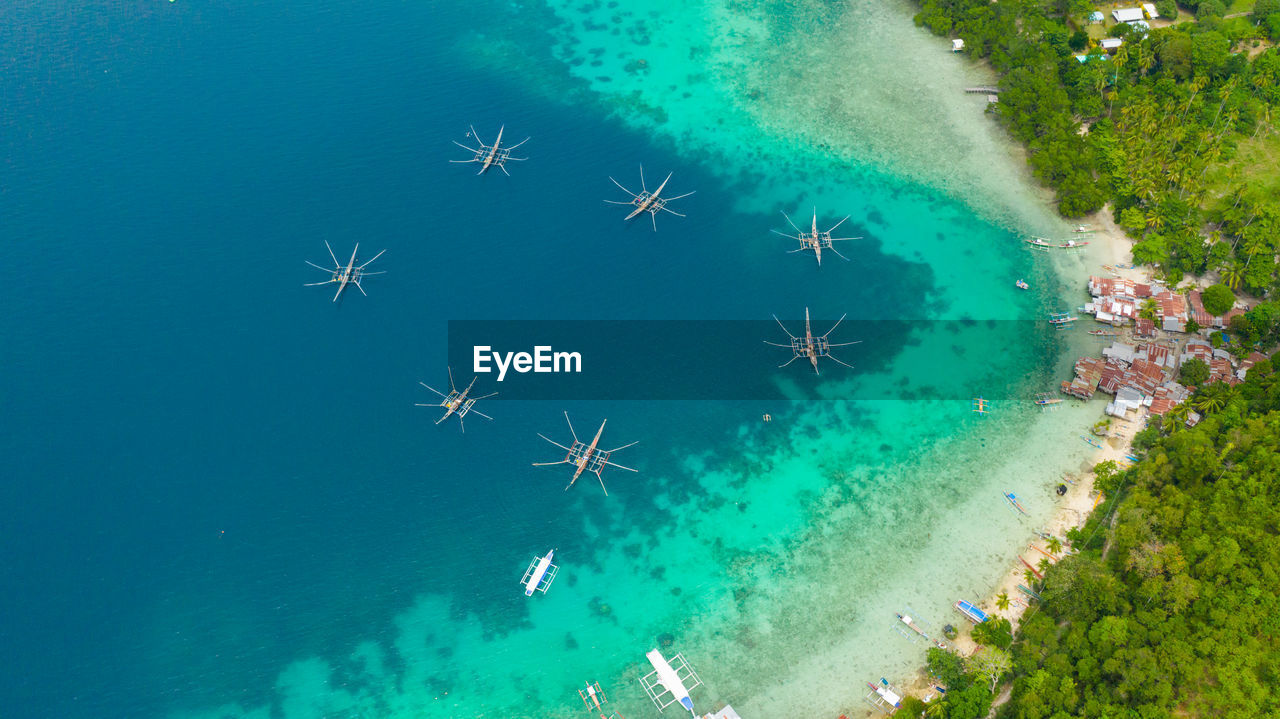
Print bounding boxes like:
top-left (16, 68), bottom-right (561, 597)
top-left (450, 124), bottom-right (529, 175)
top-left (415, 367), bottom-right (496, 432)
top-left (765, 307), bottom-right (860, 373)
top-left (533, 411), bottom-right (637, 495)
top-left (605, 165), bottom-right (694, 231)
top-left (304, 241), bottom-right (386, 302)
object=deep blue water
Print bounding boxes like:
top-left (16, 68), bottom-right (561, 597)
top-left (0, 2), bottom-right (1057, 718)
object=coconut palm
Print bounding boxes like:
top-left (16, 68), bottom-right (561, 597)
top-left (1167, 402), bottom-right (1192, 430)
top-left (996, 591), bottom-right (1011, 611)
top-left (1196, 391), bottom-right (1227, 414)
top-left (1047, 536), bottom-right (1064, 555)
top-left (1137, 41), bottom-right (1155, 75)
top-left (1221, 261), bottom-right (1245, 290)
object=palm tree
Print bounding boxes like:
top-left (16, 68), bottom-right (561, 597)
top-left (1167, 402), bottom-right (1192, 430)
top-left (996, 591), bottom-right (1011, 612)
top-left (1221, 261), bottom-right (1245, 290)
top-left (1145, 208), bottom-right (1165, 230)
top-left (1137, 41), bottom-right (1155, 75)
top-left (1047, 536), bottom-right (1064, 555)
top-left (1195, 390), bottom-right (1227, 414)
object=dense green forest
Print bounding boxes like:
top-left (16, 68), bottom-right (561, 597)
top-left (912, 0), bottom-right (1280, 293)
top-left (899, 357), bottom-right (1280, 718)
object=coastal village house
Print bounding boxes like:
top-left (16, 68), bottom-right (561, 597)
top-left (1062, 276), bottom-right (1252, 420)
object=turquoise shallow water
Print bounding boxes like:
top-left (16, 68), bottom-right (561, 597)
top-left (0, 1), bottom-right (1102, 718)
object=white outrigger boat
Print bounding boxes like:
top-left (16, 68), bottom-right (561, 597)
top-left (639, 649), bottom-right (702, 715)
top-left (521, 549), bottom-right (559, 596)
top-left (865, 678), bottom-right (904, 714)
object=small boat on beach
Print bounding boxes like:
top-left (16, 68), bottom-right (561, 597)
top-left (1072, 225), bottom-right (1094, 233)
top-left (1016, 583), bottom-right (1042, 601)
top-left (1004, 491), bottom-right (1030, 516)
top-left (954, 600), bottom-right (989, 624)
top-left (1015, 278), bottom-right (1029, 290)
top-left (1088, 329), bottom-right (1121, 336)
top-left (1081, 435), bottom-right (1103, 449)
top-left (1020, 555), bottom-right (1045, 579)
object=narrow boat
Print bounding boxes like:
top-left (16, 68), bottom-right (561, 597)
top-left (1015, 279), bottom-right (1029, 290)
top-left (1072, 225), bottom-right (1093, 233)
top-left (1024, 237), bottom-right (1053, 249)
top-left (1019, 555), bottom-right (1044, 579)
top-left (1035, 395), bottom-right (1063, 406)
top-left (1004, 492), bottom-right (1030, 516)
top-left (1016, 583), bottom-right (1042, 601)
top-left (1058, 239), bottom-right (1089, 249)
top-left (1081, 435), bottom-right (1103, 449)
top-left (895, 611), bottom-right (948, 650)
top-left (954, 600), bottom-right (988, 624)
top-left (1088, 329), bottom-right (1120, 336)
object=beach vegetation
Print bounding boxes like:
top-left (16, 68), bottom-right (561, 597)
top-left (995, 590), bottom-right (1010, 611)
top-left (1002, 366), bottom-right (1280, 717)
top-left (911, 0), bottom-right (1280, 293)
top-left (1093, 458), bottom-right (1122, 495)
top-left (1046, 535), bottom-right (1064, 555)
top-left (968, 647), bottom-right (1012, 693)
top-left (971, 616), bottom-right (1014, 649)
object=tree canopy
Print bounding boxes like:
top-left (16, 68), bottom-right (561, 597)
top-left (1002, 362), bottom-right (1280, 717)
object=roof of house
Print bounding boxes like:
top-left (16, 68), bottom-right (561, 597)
top-left (1143, 2), bottom-right (1159, 17)
top-left (1101, 38), bottom-right (1124, 49)
top-left (1113, 7), bottom-right (1145, 21)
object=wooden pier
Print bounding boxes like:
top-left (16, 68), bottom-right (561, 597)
top-left (964, 87), bottom-right (1000, 94)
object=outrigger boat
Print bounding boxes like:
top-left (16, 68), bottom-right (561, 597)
top-left (864, 678), bottom-right (903, 714)
top-left (972, 396), bottom-right (989, 414)
top-left (521, 549), bottom-right (559, 596)
top-left (1016, 583), bottom-right (1042, 601)
top-left (1049, 312), bottom-right (1078, 328)
top-left (1016, 279), bottom-right (1029, 290)
top-left (1088, 329), bottom-right (1121, 336)
top-left (1004, 491), bottom-right (1030, 516)
top-left (1026, 236), bottom-right (1089, 250)
top-left (579, 681), bottom-right (613, 715)
top-left (894, 610), bottom-right (948, 650)
top-left (639, 649), bottom-right (702, 715)
top-left (1035, 393), bottom-right (1063, 407)
top-left (1081, 434), bottom-right (1103, 449)
top-left (1072, 225), bottom-right (1094, 233)
top-left (954, 600), bottom-right (989, 624)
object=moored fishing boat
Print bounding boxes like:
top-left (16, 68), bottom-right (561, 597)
top-left (954, 600), bottom-right (988, 624)
top-left (1004, 491), bottom-right (1030, 516)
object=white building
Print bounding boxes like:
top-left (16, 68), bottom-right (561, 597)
top-left (1113, 7), bottom-right (1145, 22)
top-left (1101, 37), bottom-right (1124, 50)
top-left (1142, 2), bottom-right (1159, 17)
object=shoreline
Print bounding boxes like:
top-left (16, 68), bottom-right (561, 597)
top-left (886, 411), bottom-right (1141, 713)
